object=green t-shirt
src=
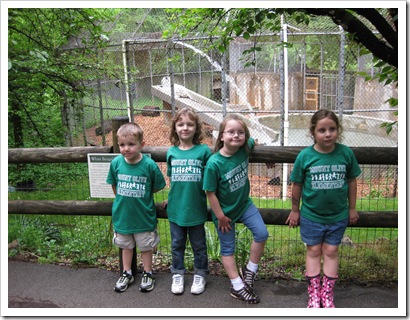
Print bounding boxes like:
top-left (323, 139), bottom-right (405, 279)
top-left (166, 144), bottom-right (212, 226)
top-left (290, 143), bottom-right (362, 224)
top-left (203, 139), bottom-right (255, 224)
top-left (106, 154), bottom-right (166, 234)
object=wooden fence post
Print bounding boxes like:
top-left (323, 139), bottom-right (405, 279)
top-left (112, 116), bottom-right (130, 153)
top-left (112, 116), bottom-right (138, 276)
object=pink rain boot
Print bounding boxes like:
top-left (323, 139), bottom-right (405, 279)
top-left (306, 274), bottom-right (321, 308)
top-left (321, 274), bottom-right (337, 308)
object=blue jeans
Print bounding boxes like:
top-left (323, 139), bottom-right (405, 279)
top-left (169, 221), bottom-right (209, 277)
top-left (217, 204), bottom-right (269, 256)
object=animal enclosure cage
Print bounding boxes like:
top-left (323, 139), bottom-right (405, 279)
top-left (71, 9), bottom-right (397, 152)
top-left (69, 10), bottom-right (397, 201)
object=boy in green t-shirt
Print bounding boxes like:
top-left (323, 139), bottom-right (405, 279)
top-left (107, 122), bottom-right (165, 293)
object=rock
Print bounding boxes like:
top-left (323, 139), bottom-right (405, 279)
top-left (8, 239), bottom-right (19, 250)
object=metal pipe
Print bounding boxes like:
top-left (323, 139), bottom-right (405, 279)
top-left (338, 26), bottom-right (346, 119)
top-left (122, 40), bottom-right (133, 122)
top-left (281, 16), bottom-right (289, 201)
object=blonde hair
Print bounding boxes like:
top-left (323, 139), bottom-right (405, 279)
top-left (169, 107), bottom-right (205, 146)
top-left (116, 122), bottom-right (144, 142)
top-left (214, 114), bottom-right (251, 154)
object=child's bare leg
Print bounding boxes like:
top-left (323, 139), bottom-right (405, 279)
top-left (221, 255), bottom-right (239, 279)
top-left (322, 243), bottom-right (339, 277)
top-left (141, 250), bottom-right (153, 272)
top-left (122, 248), bottom-right (134, 271)
top-left (305, 244), bottom-right (322, 276)
top-left (249, 240), bottom-right (265, 264)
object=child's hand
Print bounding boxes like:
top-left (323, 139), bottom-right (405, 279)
top-left (162, 200), bottom-right (168, 209)
top-left (286, 210), bottom-right (300, 228)
top-left (349, 209), bottom-right (359, 225)
top-left (217, 215), bottom-right (232, 233)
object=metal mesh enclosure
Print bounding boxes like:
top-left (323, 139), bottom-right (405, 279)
top-left (66, 9), bottom-right (397, 151)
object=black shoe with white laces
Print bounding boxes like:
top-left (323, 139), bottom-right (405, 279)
top-left (230, 286), bottom-right (260, 304)
top-left (240, 266), bottom-right (256, 292)
top-left (114, 271), bottom-right (134, 292)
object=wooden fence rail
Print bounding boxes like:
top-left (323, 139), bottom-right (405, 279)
top-left (8, 146), bottom-right (398, 164)
top-left (8, 146), bottom-right (399, 275)
top-left (8, 200), bottom-right (398, 228)
top-left (8, 146), bottom-right (398, 228)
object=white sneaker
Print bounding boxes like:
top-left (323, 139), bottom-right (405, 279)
top-left (191, 275), bottom-right (206, 295)
top-left (171, 274), bottom-right (184, 294)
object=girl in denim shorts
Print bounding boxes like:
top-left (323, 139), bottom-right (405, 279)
top-left (286, 109), bottom-right (361, 308)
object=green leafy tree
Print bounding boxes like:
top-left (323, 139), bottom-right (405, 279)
top-left (8, 8), bottom-right (118, 148)
top-left (165, 8), bottom-right (397, 67)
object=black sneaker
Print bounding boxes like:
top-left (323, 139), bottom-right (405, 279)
top-left (114, 271), bottom-right (134, 292)
top-left (240, 266), bottom-right (256, 292)
top-left (139, 271), bottom-right (155, 292)
top-left (230, 286), bottom-right (260, 304)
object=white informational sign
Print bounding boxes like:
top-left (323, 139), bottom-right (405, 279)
top-left (87, 153), bottom-right (152, 198)
top-left (87, 153), bottom-right (119, 198)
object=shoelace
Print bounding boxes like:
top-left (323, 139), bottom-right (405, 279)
top-left (173, 275), bottom-right (182, 285)
top-left (142, 273), bottom-right (151, 284)
top-left (118, 273), bottom-right (130, 284)
top-left (193, 275), bottom-right (202, 285)
top-left (237, 287), bottom-right (255, 301)
top-left (243, 269), bottom-right (255, 284)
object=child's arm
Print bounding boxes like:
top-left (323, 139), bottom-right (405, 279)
top-left (286, 182), bottom-right (301, 228)
top-left (152, 163), bottom-right (166, 194)
top-left (347, 178), bottom-right (359, 225)
top-left (205, 191), bottom-right (232, 233)
top-left (162, 177), bottom-right (171, 208)
top-left (111, 185), bottom-right (117, 196)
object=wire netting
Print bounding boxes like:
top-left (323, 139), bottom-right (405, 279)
top-left (64, 9), bottom-right (397, 151)
top-left (8, 160), bottom-right (398, 281)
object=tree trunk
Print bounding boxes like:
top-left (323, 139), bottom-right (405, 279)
top-left (60, 91), bottom-right (71, 147)
top-left (10, 100), bottom-right (24, 148)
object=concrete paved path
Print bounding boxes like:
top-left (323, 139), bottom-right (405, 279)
top-left (4, 260), bottom-right (402, 317)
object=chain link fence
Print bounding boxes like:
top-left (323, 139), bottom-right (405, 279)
top-left (66, 11), bottom-right (397, 204)
top-left (66, 9), bottom-right (397, 151)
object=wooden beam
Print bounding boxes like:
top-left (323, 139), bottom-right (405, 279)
top-left (8, 200), bottom-right (398, 228)
top-left (8, 146), bottom-right (113, 164)
top-left (8, 146), bottom-right (398, 165)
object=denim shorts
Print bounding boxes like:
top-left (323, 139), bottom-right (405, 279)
top-left (217, 204), bottom-right (269, 256)
top-left (300, 216), bottom-right (348, 246)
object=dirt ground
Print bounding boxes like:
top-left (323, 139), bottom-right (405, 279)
top-left (80, 114), bottom-right (397, 200)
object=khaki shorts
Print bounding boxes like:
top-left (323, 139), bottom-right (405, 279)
top-left (113, 230), bottom-right (160, 252)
